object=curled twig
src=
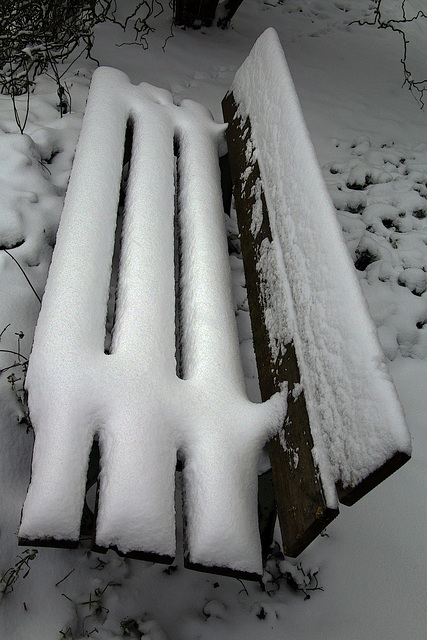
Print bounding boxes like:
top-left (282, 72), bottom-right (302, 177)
top-left (236, 578), bottom-right (249, 596)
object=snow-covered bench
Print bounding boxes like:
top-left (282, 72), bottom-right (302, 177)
top-left (18, 61), bottom-right (287, 581)
top-left (222, 28), bottom-right (412, 557)
top-left (18, 28), bottom-right (411, 579)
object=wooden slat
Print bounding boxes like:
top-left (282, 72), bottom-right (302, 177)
top-left (222, 92), bottom-right (338, 558)
top-left (183, 557), bottom-right (261, 582)
top-left (89, 445), bottom-right (175, 565)
top-left (18, 536), bottom-right (79, 550)
top-left (92, 542), bottom-right (175, 565)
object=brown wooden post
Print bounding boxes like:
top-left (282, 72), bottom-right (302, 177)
top-left (222, 92), bottom-right (339, 557)
top-left (174, 0), bottom-right (220, 27)
top-left (217, 0), bottom-right (245, 28)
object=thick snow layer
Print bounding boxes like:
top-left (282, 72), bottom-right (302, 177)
top-left (19, 67), bottom-right (287, 575)
top-left (1, 2), bottom-right (426, 638)
top-left (229, 27), bottom-right (411, 502)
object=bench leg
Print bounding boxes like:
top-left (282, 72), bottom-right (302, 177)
top-left (258, 469), bottom-right (277, 564)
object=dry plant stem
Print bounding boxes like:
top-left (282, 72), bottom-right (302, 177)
top-left (55, 568), bottom-right (76, 588)
top-left (0, 549), bottom-right (38, 595)
top-left (350, 0), bottom-right (427, 108)
top-left (2, 249), bottom-right (41, 303)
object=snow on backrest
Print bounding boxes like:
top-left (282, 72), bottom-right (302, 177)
top-left (229, 28), bottom-right (411, 502)
top-left (18, 67), bottom-right (287, 577)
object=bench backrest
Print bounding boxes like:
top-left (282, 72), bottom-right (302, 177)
top-left (223, 28), bottom-right (411, 556)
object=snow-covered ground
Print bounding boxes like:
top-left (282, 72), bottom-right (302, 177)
top-left (1, 1), bottom-right (426, 638)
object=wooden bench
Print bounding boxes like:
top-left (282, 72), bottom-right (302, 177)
top-left (18, 28), bottom-right (411, 579)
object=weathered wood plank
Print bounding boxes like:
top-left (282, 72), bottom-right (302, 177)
top-left (222, 92), bottom-right (338, 558)
top-left (258, 469), bottom-right (277, 563)
top-left (17, 536), bottom-right (79, 550)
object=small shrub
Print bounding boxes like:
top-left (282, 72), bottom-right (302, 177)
top-left (0, 549), bottom-right (38, 596)
top-left (0, 1), bottom-right (162, 132)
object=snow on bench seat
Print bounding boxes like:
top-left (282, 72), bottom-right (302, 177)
top-left (18, 67), bottom-right (287, 579)
top-left (223, 28), bottom-right (411, 556)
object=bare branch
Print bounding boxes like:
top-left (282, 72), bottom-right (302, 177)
top-left (350, 0), bottom-right (427, 108)
top-left (0, 1), bottom-right (162, 132)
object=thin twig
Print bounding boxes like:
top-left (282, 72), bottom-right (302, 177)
top-left (236, 578), bottom-right (249, 595)
top-left (0, 349), bottom-right (28, 361)
top-left (349, 0), bottom-right (427, 108)
top-left (55, 568), bottom-right (75, 587)
top-left (2, 249), bottom-right (41, 303)
top-left (0, 324), bottom-right (11, 341)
